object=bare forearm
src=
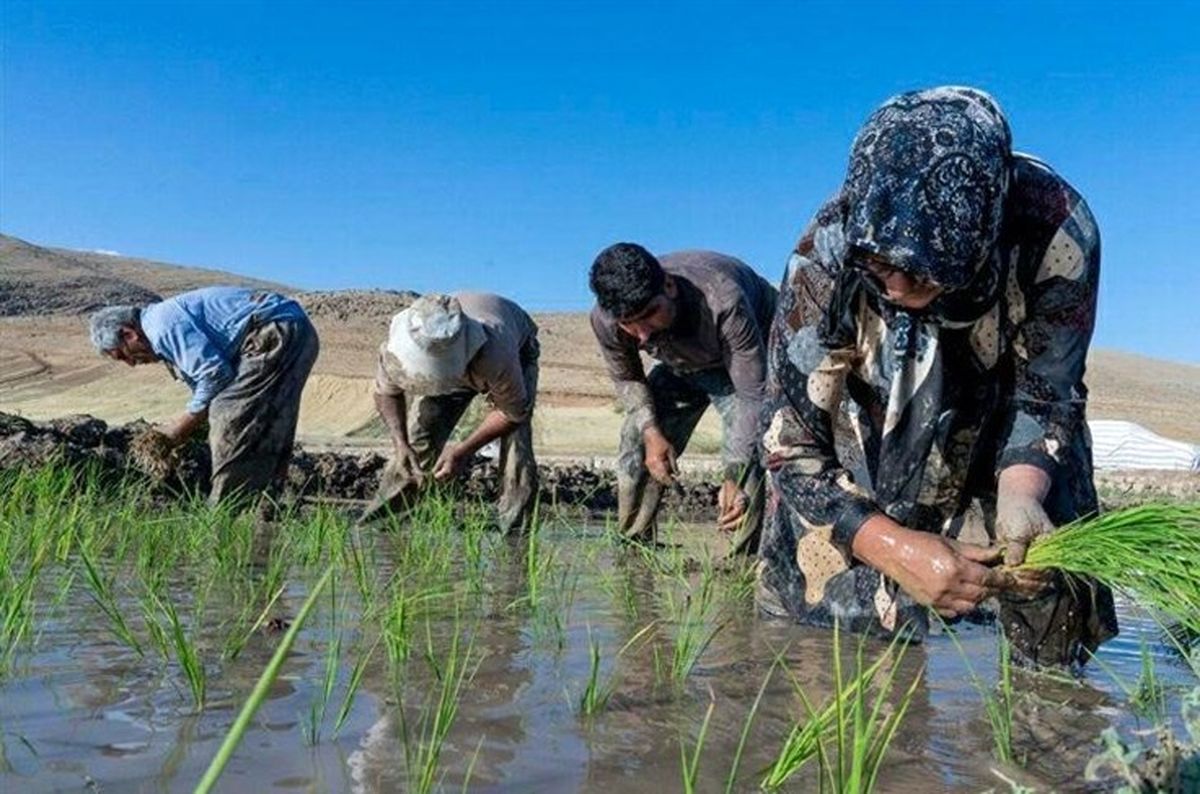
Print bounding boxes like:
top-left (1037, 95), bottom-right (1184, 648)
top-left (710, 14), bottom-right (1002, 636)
top-left (458, 410), bottom-right (518, 457)
top-left (850, 512), bottom-right (904, 573)
top-left (374, 392), bottom-right (410, 448)
top-left (998, 463), bottom-right (1051, 503)
top-left (165, 409), bottom-right (207, 444)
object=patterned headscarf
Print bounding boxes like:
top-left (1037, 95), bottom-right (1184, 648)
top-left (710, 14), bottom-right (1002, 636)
top-left (843, 86), bottom-right (1012, 317)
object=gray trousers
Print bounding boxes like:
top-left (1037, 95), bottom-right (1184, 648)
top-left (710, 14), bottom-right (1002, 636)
top-left (208, 317), bottom-right (320, 506)
top-left (367, 341), bottom-right (539, 532)
top-left (616, 365), bottom-right (764, 554)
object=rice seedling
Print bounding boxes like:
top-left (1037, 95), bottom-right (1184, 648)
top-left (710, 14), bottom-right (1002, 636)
top-left (521, 522), bottom-right (549, 609)
top-left (302, 576), bottom-right (343, 746)
top-left (1088, 637), bottom-right (1171, 726)
top-left (0, 564), bottom-right (41, 676)
top-left (1131, 640), bottom-right (1168, 722)
top-left (344, 529), bottom-right (378, 606)
top-left (661, 572), bottom-right (724, 693)
top-left (195, 564), bottom-right (334, 794)
top-left (579, 626), bottom-right (612, 717)
top-left (461, 524), bottom-right (489, 598)
top-left (222, 582), bottom-right (286, 662)
top-left (150, 590), bottom-right (207, 710)
top-left (138, 588), bottom-right (172, 661)
top-left (78, 548), bottom-right (143, 656)
top-left (398, 618), bottom-right (483, 794)
top-left (333, 636), bottom-right (381, 738)
top-left (724, 658), bottom-right (779, 794)
top-left (940, 623), bottom-right (1017, 764)
top-left (679, 695), bottom-right (716, 794)
top-left (815, 630), bottom-right (922, 794)
top-left (761, 624), bottom-right (921, 792)
top-left (381, 582), bottom-right (448, 673)
top-left (577, 622), bottom-right (657, 718)
top-left (1016, 504), bottom-right (1200, 634)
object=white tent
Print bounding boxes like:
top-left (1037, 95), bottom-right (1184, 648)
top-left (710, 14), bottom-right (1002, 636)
top-left (1089, 420), bottom-right (1200, 471)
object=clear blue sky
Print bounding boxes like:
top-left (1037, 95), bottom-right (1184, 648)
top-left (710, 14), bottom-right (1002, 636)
top-left (2, 1), bottom-right (1197, 362)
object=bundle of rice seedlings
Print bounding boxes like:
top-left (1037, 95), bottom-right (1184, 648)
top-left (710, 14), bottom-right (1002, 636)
top-left (1016, 504), bottom-right (1200, 634)
top-left (129, 429), bottom-right (179, 481)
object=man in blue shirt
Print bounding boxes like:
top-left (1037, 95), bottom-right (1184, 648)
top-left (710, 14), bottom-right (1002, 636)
top-left (89, 286), bottom-right (319, 506)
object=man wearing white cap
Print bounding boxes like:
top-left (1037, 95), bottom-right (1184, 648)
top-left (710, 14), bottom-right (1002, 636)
top-left (362, 292), bottom-right (540, 530)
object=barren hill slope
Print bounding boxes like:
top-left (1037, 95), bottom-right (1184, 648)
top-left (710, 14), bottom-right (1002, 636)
top-left (0, 233), bottom-right (289, 315)
top-left (0, 236), bottom-right (1197, 448)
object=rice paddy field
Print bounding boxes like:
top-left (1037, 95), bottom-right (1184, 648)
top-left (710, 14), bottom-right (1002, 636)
top-left (1, 464), bottom-right (1198, 793)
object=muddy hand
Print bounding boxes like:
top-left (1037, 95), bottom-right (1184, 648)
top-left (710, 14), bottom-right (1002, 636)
top-left (716, 480), bottom-right (748, 531)
top-left (996, 495), bottom-right (1056, 567)
top-left (432, 443), bottom-right (468, 481)
top-left (643, 430), bottom-right (678, 485)
top-left (392, 442), bottom-right (426, 487)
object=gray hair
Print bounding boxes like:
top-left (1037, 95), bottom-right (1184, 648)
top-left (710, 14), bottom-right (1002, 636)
top-left (88, 305), bottom-right (141, 352)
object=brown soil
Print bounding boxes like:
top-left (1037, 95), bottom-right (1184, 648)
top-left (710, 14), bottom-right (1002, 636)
top-left (2, 233), bottom-right (1199, 446)
top-left (0, 412), bottom-right (718, 517)
top-left (2, 413), bottom-right (1195, 522)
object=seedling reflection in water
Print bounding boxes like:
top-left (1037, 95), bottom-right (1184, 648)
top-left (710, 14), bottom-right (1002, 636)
top-left (398, 618), bottom-right (484, 794)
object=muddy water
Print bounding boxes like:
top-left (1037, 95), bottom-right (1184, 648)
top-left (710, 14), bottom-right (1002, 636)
top-left (1, 523), bottom-right (1193, 793)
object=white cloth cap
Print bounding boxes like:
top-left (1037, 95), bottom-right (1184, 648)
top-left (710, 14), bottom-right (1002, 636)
top-left (384, 294), bottom-right (485, 393)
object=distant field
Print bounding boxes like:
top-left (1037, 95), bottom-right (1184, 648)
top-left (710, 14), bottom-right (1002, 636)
top-left (2, 233), bottom-right (1198, 449)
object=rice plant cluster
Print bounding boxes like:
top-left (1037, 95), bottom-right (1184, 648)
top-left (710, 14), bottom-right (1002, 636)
top-left (2, 460), bottom-right (1194, 791)
top-left (1018, 504), bottom-right (1200, 633)
top-left (0, 461), bottom-right (779, 790)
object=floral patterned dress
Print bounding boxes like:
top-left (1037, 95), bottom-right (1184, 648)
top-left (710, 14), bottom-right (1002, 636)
top-left (757, 87), bottom-right (1116, 666)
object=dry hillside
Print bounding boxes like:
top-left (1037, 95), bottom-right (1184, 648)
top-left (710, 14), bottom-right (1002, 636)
top-left (1, 233), bottom-right (1197, 451)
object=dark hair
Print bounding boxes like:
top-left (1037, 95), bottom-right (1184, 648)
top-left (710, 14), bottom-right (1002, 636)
top-left (589, 242), bottom-right (665, 318)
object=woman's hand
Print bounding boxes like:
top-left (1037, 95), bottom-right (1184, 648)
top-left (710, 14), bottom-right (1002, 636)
top-left (996, 464), bottom-right (1055, 566)
top-left (852, 516), bottom-right (1010, 617)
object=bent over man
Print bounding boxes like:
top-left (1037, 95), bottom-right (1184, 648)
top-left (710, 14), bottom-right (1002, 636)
top-left (589, 244), bottom-right (777, 553)
top-left (89, 286), bottom-right (319, 505)
top-left (363, 292), bottom-right (540, 532)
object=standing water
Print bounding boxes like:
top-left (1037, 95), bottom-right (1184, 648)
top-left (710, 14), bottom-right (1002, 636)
top-left (0, 467), bottom-right (1195, 792)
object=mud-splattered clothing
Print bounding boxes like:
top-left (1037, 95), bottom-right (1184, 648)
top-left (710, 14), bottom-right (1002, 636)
top-left (141, 287), bottom-right (309, 414)
top-left (614, 364), bottom-right (765, 553)
top-left (370, 294), bottom-right (540, 532)
top-left (758, 88), bottom-right (1115, 664)
top-left (208, 316), bottom-right (319, 504)
top-left (591, 251), bottom-right (777, 477)
top-left (591, 250), bottom-right (776, 549)
top-left (375, 293), bottom-right (538, 424)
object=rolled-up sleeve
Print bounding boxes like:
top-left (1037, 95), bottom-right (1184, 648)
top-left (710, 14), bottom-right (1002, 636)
top-left (997, 200), bottom-right (1100, 477)
top-left (764, 245), bottom-right (880, 553)
top-left (150, 310), bottom-right (235, 413)
top-left (373, 345), bottom-right (406, 397)
top-left (718, 294), bottom-right (768, 473)
top-left (590, 308), bottom-right (655, 432)
top-left (468, 337), bottom-right (533, 423)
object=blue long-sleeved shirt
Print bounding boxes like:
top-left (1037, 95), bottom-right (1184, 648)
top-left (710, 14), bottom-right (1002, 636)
top-left (140, 287), bottom-right (308, 413)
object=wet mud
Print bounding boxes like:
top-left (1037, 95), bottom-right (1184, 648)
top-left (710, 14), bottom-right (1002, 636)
top-left (0, 412), bottom-right (721, 517)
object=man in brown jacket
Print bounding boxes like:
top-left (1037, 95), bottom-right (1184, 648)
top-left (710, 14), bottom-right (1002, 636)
top-left (589, 243), bottom-right (777, 553)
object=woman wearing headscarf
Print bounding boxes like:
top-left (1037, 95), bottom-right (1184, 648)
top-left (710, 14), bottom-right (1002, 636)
top-left (757, 86), bottom-right (1117, 666)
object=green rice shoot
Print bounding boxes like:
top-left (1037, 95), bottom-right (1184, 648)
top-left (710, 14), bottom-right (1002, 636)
top-left (1017, 504), bottom-right (1200, 634)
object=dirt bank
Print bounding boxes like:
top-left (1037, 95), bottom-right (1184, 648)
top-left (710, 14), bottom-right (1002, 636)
top-left (0, 412), bottom-right (717, 518)
top-left (2, 413), bottom-right (1195, 519)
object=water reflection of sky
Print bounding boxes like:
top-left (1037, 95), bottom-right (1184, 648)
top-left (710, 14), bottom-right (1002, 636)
top-left (2, 534), bottom-right (1194, 792)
